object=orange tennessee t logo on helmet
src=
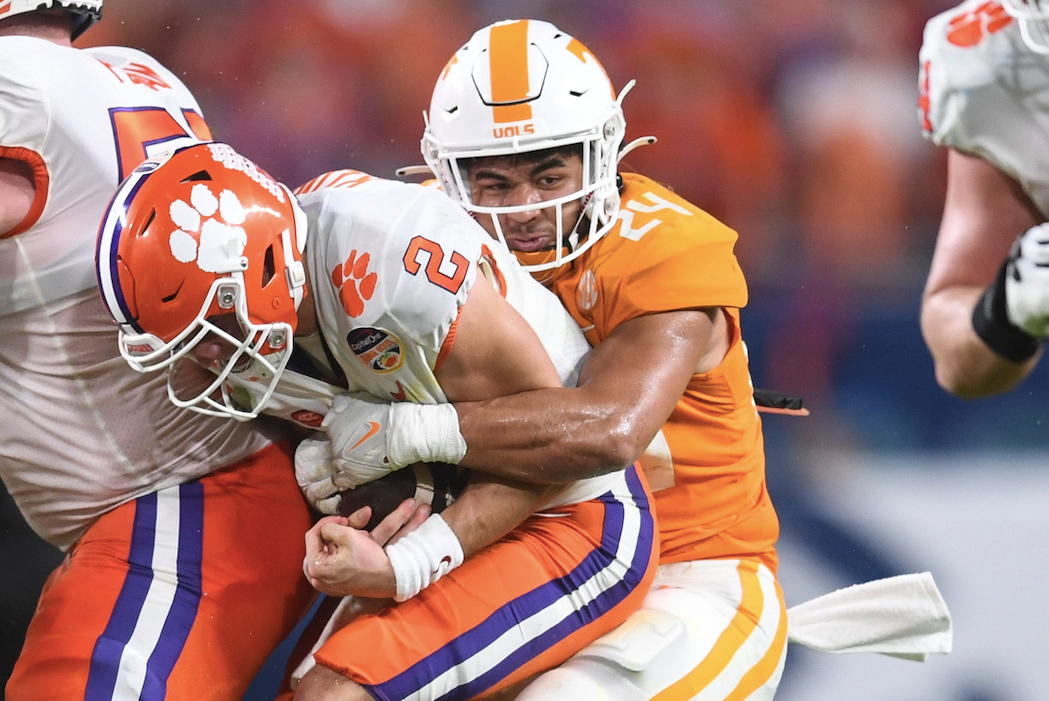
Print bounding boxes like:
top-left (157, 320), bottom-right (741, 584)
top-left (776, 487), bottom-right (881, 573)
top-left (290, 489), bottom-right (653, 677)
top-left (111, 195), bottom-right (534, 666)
top-left (489, 20), bottom-right (534, 125)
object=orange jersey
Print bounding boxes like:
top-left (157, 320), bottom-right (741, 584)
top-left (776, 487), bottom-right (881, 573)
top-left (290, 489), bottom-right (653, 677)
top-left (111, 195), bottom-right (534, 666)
top-left (548, 172), bottom-right (779, 571)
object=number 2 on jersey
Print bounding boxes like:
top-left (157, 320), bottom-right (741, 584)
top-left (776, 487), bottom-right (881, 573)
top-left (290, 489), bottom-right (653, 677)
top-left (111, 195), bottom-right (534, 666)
top-left (109, 107), bottom-right (211, 180)
top-left (403, 236), bottom-right (469, 294)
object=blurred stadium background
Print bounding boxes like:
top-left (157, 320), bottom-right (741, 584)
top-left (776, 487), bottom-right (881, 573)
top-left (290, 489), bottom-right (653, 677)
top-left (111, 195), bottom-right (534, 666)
top-left (3, 1), bottom-right (1047, 699)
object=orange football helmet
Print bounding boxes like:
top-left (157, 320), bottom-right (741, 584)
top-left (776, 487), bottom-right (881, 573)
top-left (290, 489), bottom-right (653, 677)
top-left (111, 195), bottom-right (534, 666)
top-left (95, 142), bottom-right (308, 420)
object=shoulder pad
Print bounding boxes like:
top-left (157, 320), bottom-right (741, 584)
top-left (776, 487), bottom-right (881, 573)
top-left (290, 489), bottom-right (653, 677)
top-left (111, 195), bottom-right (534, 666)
top-left (918, 1), bottom-right (1021, 146)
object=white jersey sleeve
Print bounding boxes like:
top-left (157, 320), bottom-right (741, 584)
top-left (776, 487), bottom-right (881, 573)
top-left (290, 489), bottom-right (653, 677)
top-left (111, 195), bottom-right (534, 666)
top-left (919, 1), bottom-right (1049, 216)
top-left (299, 173), bottom-right (481, 404)
top-left (0, 39), bottom-right (276, 550)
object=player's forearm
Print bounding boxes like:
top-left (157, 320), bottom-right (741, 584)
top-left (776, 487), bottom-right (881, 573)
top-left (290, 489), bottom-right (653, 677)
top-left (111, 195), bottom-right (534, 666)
top-left (439, 475), bottom-right (553, 556)
top-left (922, 286), bottom-right (1039, 398)
top-left (454, 387), bottom-right (645, 484)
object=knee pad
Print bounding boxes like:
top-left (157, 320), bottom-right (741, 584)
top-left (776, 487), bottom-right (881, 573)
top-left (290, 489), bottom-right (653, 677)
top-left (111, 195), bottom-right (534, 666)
top-left (576, 608), bottom-right (686, 672)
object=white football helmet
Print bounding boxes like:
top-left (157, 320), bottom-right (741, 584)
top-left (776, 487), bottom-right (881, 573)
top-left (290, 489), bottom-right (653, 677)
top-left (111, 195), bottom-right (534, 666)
top-left (0, 0), bottom-right (103, 39)
top-left (422, 19), bottom-right (633, 276)
top-left (1002, 0), bottom-right (1049, 54)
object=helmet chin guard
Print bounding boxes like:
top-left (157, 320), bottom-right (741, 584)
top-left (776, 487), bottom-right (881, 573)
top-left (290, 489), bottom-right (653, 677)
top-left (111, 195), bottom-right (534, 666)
top-left (422, 19), bottom-right (633, 274)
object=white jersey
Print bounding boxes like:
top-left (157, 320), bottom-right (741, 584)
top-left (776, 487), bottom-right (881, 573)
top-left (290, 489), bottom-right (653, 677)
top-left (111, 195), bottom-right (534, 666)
top-left (0, 38), bottom-right (277, 550)
top-left (919, 0), bottom-right (1049, 216)
top-left (243, 171), bottom-right (615, 508)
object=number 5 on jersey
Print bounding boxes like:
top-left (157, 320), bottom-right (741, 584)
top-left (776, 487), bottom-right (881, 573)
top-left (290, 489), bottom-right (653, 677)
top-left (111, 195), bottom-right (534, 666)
top-left (110, 106), bottom-right (211, 180)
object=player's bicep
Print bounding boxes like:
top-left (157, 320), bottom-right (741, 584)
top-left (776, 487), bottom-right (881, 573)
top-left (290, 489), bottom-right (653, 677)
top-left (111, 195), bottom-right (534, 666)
top-left (927, 149), bottom-right (1042, 296)
top-left (576, 309), bottom-right (714, 446)
top-left (435, 272), bottom-right (562, 402)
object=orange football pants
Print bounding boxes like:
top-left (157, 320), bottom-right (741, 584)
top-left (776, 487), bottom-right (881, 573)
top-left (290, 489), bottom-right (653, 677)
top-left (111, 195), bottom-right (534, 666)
top-left (316, 466), bottom-right (658, 701)
top-left (6, 441), bottom-right (316, 701)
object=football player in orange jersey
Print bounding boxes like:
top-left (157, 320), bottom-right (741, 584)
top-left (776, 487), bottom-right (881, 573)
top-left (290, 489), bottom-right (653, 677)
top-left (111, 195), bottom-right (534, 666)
top-left (298, 18), bottom-right (958, 699)
top-left (0, 3), bottom-right (315, 700)
top-left (302, 18), bottom-right (789, 700)
top-left (920, 0), bottom-right (1049, 397)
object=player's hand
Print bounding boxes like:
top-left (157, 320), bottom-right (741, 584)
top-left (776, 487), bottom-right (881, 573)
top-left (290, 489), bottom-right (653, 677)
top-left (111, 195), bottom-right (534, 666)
top-left (1006, 223), bottom-right (1049, 337)
top-left (302, 498), bottom-right (422, 598)
top-left (374, 499), bottom-right (432, 547)
top-left (294, 436), bottom-right (347, 515)
top-left (323, 392), bottom-right (399, 489)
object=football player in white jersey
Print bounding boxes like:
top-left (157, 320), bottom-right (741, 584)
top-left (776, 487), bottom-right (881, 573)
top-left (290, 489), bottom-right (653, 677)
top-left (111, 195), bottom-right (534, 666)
top-left (94, 141), bottom-right (658, 701)
top-left (0, 4), bottom-right (317, 699)
top-left (919, 0), bottom-right (1049, 397)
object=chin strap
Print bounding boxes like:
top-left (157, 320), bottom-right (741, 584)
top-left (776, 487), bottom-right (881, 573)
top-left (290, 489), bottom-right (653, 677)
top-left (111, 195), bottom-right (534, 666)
top-left (281, 183), bottom-right (309, 311)
top-left (282, 228), bottom-right (306, 310)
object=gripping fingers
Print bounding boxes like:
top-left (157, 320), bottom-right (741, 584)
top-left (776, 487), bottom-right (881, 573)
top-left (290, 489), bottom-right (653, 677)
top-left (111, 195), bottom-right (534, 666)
top-left (302, 477), bottom-right (343, 515)
top-left (344, 505), bottom-right (373, 530)
top-left (370, 499), bottom-right (425, 547)
top-left (386, 501), bottom-right (432, 547)
top-left (295, 437), bottom-right (346, 513)
top-left (304, 516), bottom-right (348, 578)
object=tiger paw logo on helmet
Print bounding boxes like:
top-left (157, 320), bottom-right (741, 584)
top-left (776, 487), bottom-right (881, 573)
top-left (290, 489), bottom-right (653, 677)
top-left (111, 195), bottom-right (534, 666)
top-left (167, 183), bottom-right (248, 272)
top-left (331, 250), bottom-right (377, 318)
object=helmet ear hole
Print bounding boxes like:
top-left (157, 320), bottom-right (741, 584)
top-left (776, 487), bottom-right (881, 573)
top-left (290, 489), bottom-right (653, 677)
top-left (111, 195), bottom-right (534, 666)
top-left (141, 209), bottom-right (157, 235)
top-left (261, 245), bottom-right (276, 287)
top-left (115, 258), bottom-right (139, 320)
top-left (180, 170), bottom-right (213, 184)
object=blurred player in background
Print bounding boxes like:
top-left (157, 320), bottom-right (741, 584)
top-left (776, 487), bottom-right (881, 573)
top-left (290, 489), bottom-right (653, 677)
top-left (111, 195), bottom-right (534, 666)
top-left (95, 141), bottom-right (657, 700)
top-left (919, 0), bottom-right (1049, 398)
top-left (0, 3), bottom-right (316, 698)
top-left (315, 19), bottom-right (789, 700)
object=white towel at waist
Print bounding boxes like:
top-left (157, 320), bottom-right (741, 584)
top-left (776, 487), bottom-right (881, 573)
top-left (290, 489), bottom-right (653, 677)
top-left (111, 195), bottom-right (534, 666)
top-left (786, 571), bottom-right (952, 661)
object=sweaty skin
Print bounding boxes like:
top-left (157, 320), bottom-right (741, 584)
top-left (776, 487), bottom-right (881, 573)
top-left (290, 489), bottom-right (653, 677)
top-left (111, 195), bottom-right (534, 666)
top-left (455, 308), bottom-right (725, 483)
top-left (446, 152), bottom-right (731, 484)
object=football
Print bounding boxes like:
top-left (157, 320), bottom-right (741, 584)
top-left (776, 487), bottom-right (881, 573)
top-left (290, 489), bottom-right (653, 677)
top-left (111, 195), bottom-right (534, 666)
top-left (339, 462), bottom-right (468, 531)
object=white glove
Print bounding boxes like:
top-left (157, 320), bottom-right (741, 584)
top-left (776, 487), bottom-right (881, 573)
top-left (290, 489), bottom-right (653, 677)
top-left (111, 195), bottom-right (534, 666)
top-left (323, 391), bottom-right (469, 490)
top-left (1006, 222), bottom-right (1049, 337)
top-left (294, 437), bottom-right (348, 515)
top-left (323, 392), bottom-right (397, 490)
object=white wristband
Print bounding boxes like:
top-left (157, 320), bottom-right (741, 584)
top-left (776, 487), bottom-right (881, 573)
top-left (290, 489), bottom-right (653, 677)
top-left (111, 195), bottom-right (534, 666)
top-left (387, 403), bottom-right (467, 468)
top-left (385, 513), bottom-right (465, 602)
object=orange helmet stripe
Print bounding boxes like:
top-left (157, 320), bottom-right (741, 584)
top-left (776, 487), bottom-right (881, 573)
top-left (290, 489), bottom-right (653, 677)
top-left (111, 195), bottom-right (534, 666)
top-left (489, 20), bottom-right (533, 124)
top-left (440, 54), bottom-right (459, 81)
